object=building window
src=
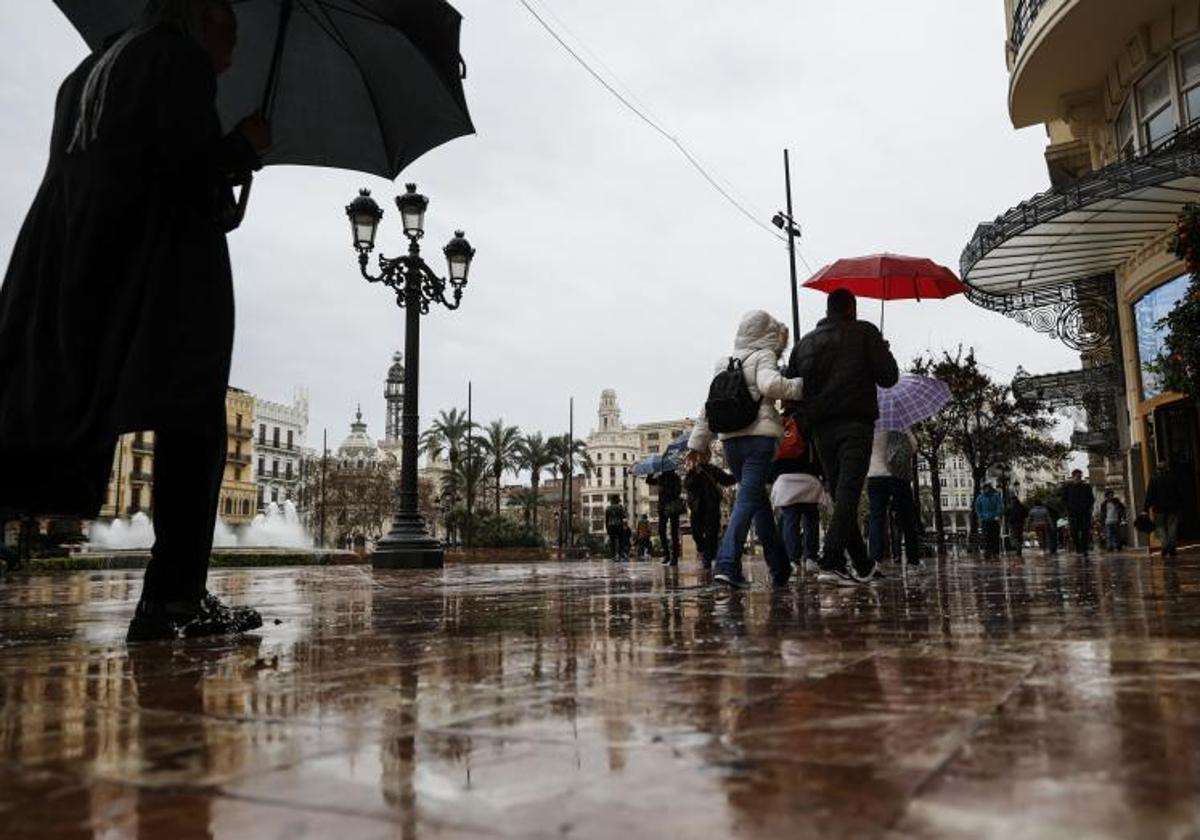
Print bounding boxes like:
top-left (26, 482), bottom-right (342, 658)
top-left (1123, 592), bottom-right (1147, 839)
top-left (259, 423), bottom-right (266, 444)
top-left (1116, 99), bottom-right (1136, 159)
top-left (258, 457), bottom-right (265, 476)
top-left (235, 413), bottom-right (243, 432)
top-left (287, 430), bottom-right (294, 450)
top-left (1134, 273), bottom-right (1190, 400)
top-left (1181, 40), bottom-right (1200, 125)
top-left (1137, 63), bottom-right (1174, 150)
top-left (273, 427), bottom-right (280, 448)
top-left (273, 459), bottom-right (280, 478)
top-left (271, 488), bottom-right (279, 503)
top-left (286, 462), bottom-right (293, 480)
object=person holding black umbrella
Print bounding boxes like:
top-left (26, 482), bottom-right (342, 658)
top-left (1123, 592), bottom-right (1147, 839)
top-left (0, 0), bottom-right (270, 640)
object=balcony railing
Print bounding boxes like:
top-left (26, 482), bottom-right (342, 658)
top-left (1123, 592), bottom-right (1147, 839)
top-left (130, 471), bottom-right (153, 483)
top-left (1011, 0), bottom-right (1048, 54)
top-left (231, 427), bottom-right (253, 440)
top-left (227, 451), bottom-right (251, 466)
top-left (131, 440), bottom-right (153, 454)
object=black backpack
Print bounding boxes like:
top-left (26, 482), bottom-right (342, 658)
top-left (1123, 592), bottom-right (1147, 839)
top-left (705, 356), bottom-right (761, 433)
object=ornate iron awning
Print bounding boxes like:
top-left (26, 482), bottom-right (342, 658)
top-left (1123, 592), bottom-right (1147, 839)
top-left (961, 123), bottom-right (1200, 302)
top-left (1013, 364), bottom-right (1124, 455)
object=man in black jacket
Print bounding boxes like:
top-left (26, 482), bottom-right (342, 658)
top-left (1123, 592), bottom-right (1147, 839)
top-left (1061, 469), bottom-right (1096, 556)
top-left (787, 289), bottom-right (898, 582)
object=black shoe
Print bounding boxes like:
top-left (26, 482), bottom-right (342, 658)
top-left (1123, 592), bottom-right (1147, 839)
top-left (713, 571), bottom-right (750, 589)
top-left (127, 592), bottom-right (263, 642)
top-left (660, 557), bottom-right (671, 566)
top-left (817, 564), bottom-right (861, 587)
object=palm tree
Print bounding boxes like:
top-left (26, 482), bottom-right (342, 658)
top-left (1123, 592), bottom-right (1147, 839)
top-left (423, 408), bottom-right (474, 471)
top-left (516, 432), bottom-right (555, 529)
top-left (507, 488), bottom-right (540, 526)
top-left (548, 434), bottom-right (593, 544)
top-left (480, 420), bottom-right (522, 516)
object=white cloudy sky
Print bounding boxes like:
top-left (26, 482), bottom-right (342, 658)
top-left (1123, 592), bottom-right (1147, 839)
top-left (0, 0), bottom-right (1081, 450)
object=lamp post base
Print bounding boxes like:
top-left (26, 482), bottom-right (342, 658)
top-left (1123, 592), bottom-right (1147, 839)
top-left (371, 513), bottom-right (444, 569)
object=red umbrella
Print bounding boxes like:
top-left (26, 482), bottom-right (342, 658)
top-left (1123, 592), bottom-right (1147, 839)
top-left (802, 253), bottom-right (966, 332)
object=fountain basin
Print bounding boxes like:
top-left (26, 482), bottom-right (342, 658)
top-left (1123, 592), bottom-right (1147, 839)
top-left (29, 547), bottom-right (362, 573)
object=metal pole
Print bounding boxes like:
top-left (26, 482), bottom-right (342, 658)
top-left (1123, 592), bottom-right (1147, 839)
top-left (568, 397), bottom-right (574, 551)
top-left (320, 428), bottom-right (327, 548)
top-left (466, 380), bottom-right (473, 551)
top-left (371, 240), bottom-right (444, 568)
top-left (784, 149), bottom-right (800, 341)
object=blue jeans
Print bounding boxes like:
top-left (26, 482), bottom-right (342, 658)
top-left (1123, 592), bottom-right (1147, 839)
top-left (780, 503), bottom-right (820, 564)
top-left (715, 436), bottom-right (789, 581)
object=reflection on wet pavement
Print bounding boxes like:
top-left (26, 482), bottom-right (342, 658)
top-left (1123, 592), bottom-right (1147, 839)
top-left (2, 554), bottom-right (1199, 838)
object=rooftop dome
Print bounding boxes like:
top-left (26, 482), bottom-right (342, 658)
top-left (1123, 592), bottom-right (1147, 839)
top-left (337, 405), bottom-right (383, 463)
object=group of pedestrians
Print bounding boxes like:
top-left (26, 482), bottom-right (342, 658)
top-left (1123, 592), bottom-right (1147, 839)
top-left (686, 290), bottom-right (901, 588)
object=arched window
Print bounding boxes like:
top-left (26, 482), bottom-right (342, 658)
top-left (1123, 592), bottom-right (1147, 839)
top-left (222, 497), bottom-right (232, 516)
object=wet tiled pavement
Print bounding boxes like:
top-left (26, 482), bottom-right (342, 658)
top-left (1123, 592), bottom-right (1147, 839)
top-left (1, 553), bottom-right (1199, 838)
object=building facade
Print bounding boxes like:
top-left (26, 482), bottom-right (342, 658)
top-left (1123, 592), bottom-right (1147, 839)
top-left (220, 388), bottom-right (257, 525)
top-left (581, 389), bottom-right (694, 536)
top-left (254, 389), bottom-right (309, 509)
top-left (98, 431), bottom-right (155, 519)
top-left (964, 0), bottom-right (1200, 544)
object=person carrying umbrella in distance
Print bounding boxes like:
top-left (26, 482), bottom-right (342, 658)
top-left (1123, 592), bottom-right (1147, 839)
top-left (867, 374), bottom-right (950, 572)
top-left (0, 0), bottom-right (271, 640)
top-left (646, 456), bottom-right (684, 566)
top-left (686, 311), bottom-right (803, 589)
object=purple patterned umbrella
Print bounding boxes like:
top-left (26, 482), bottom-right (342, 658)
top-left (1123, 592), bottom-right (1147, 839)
top-left (876, 375), bottom-right (951, 432)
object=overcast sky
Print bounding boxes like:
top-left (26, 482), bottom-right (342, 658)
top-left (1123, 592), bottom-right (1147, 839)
top-left (0, 0), bottom-right (1081, 453)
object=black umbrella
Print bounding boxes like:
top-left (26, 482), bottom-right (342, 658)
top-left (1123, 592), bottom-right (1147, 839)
top-left (52, 0), bottom-right (475, 180)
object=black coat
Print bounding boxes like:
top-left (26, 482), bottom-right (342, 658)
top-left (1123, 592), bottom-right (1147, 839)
top-left (685, 464), bottom-right (735, 515)
top-left (647, 471), bottom-right (682, 510)
top-left (0, 27), bottom-right (259, 516)
top-left (1061, 480), bottom-right (1095, 517)
top-left (786, 314), bottom-right (898, 427)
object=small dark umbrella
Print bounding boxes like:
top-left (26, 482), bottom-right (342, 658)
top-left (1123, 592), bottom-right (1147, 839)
top-left (52, 0), bottom-right (475, 180)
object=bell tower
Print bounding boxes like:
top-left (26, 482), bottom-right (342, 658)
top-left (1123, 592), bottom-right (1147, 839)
top-left (598, 389), bottom-right (621, 432)
top-left (385, 352), bottom-right (404, 443)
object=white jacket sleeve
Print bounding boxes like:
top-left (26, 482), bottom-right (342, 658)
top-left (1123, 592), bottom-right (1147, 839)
top-left (753, 352), bottom-right (803, 401)
top-left (688, 407), bottom-right (713, 453)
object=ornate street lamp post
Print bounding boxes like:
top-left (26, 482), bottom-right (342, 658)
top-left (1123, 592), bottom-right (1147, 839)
top-left (345, 184), bottom-right (475, 568)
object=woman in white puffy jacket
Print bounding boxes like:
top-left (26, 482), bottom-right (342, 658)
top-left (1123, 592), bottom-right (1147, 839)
top-left (687, 311), bottom-right (803, 588)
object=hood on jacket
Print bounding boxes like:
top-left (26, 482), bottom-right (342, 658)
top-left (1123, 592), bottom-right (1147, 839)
top-left (734, 310), bottom-right (787, 356)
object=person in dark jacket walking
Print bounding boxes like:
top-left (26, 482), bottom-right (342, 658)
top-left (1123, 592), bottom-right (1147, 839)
top-left (685, 462), bottom-right (737, 569)
top-left (1006, 494), bottom-right (1029, 556)
top-left (604, 496), bottom-right (628, 561)
top-left (1099, 490), bottom-right (1127, 551)
top-left (647, 468), bottom-right (684, 565)
top-left (1145, 461), bottom-right (1184, 558)
top-left (786, 289), bottom-right (898, 583)
top-left (0, 1), bottom-right (269, 641)
top-left (1061, 469), bottom-right (1096, 556)
top-left (974, 484), bottom-right (1004, 559)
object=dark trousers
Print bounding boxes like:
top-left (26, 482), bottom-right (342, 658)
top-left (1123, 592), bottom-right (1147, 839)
top-left (780, 503), bottom-right (820, 564)
top-left (690, 505), bottom-right (720, 567)
top-left (607, 528), bottom-right (623, 560)
top-left (813, 421), bottom-right (874, 572)
top-left (1069, 512), bottom-right (1092, 554)
top-left (981, 520), bottom-right (1001, 558)
top-left (141, 408), bottom-right (227, 605)
top-left (867, 476), bottom-right (919, 565)
top-left (658, 509), bottom-right (681, 561)
top-left (1009, 518), bottom-right (1026, 555)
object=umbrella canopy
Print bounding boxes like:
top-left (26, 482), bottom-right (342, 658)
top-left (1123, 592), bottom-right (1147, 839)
top-left (664, 432), bottom-right (690, 455)
top-left (804, 254), bottom-right (965, 301)
top-left (632, 453), bottom-right (678, 477)
top-left (876, 374), bottom-right (951, 432)
top-left (53, 0), bottom-right (475, 180)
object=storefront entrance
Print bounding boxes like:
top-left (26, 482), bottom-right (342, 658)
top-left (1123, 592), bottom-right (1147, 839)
top-left (1146, 400), bottom-right (1200, 542)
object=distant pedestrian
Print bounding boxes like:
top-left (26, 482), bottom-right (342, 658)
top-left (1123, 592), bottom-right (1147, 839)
top-left (865, 426), bottom-right (921, 570)
top-left (1145, 461), bottom-right (1184, 558)
top-left (975, 484), bottom-right (1003, 559)
top-left (647, 467), bottom-right (684, 566)
top-left (1006, 494), bottom-right (1029, 556)
top-left (769, 414), bottom-right (824, 574)
top-left (685, 462), bottom-right (736, 570)
top-left (634, 514), bottom-right (653, 561)
top-left (687, 310), bottom-right (803, 588)
top-left (1061, 469), bottom-right (1095, 556)
top-left (1027, 501), bottom-right (1057, 555)
top-left (604, 496), bottom-right (628, 561)
top-left (787, 289), bottom-right (899, 584)
top-left (1099, 490), bottom-right (1126, 552)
